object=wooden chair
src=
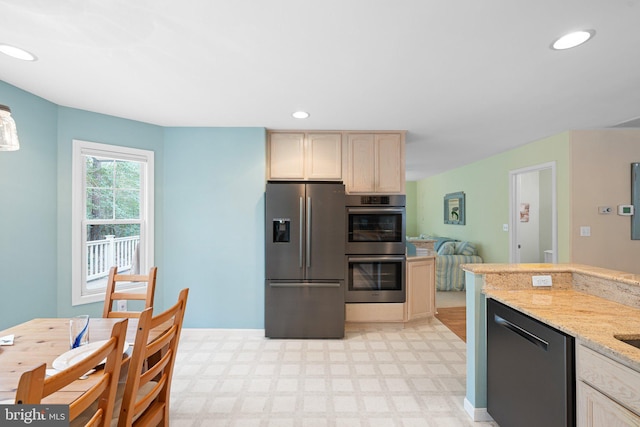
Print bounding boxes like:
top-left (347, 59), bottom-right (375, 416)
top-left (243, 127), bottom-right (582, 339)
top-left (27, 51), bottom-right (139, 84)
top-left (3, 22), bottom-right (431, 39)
top-left (103, 266), bottom-right (158, 318)
top-left (114, 288), bottom-right (189, 427)
top-left (15, 319), bottom-right (129, 427)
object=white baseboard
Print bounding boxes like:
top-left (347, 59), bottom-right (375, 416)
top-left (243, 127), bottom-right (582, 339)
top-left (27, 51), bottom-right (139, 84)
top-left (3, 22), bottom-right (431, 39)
top-left (463, 398), bottom-right (494, 422)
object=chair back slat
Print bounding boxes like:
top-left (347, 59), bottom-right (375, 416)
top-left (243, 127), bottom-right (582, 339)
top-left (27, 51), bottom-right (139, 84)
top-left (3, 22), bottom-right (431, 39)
top-left (103, 266), bottom-right (157, 318)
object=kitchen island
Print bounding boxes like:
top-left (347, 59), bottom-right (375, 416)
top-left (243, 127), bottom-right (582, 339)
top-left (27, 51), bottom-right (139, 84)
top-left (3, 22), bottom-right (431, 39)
top-left (461, 263), bottom-right (640, 423)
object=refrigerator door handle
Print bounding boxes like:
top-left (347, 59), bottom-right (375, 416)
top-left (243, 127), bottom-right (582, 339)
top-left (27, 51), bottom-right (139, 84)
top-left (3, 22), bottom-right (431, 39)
top-left (307, 196), bottom-right (312, 268)
top-left (299, 197), bottom-right (304, 268)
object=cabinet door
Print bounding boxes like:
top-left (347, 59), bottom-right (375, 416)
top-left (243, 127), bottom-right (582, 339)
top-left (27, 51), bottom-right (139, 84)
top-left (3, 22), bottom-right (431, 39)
top-left (306, 133), bottom-right (342, 180)
top-left (268, 133), bottom-right (305, 179)
top-left (346, 134), bottom-right (376, 193)
top-left (577, 381), bottom-right (640, 427)
top-left (406, 258), bottom-right (435, 321)
top-left (424, 258), bottom-right (435, 317)
top-left (376, 133), bottom-right (404, 193)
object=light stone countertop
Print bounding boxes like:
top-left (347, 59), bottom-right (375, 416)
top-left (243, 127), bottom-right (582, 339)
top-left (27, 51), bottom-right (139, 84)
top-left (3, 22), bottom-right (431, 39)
top-left (406, 249), bottom-right (436, 261)
top-left (462, 263), bottom-right (640, 371)
top-left (406, 255), bottom-right (436, 261)
top-left (462, 262), bottom-right (640, 286)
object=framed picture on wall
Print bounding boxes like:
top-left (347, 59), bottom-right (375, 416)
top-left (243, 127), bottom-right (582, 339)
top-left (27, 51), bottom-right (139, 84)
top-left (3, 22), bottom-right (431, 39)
top-left (444, 192), bottom-right (465, 225)
top-left (520, 203), bottom-right (530, 222)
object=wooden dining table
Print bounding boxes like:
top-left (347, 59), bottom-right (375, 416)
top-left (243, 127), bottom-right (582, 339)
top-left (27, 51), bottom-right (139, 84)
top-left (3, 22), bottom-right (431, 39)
top-left (0, 317), bottom-right (140, 403)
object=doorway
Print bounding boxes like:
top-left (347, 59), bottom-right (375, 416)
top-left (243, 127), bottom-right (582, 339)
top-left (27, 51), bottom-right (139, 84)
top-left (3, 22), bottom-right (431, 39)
top-left (509, 162), bottom-right (557, 263)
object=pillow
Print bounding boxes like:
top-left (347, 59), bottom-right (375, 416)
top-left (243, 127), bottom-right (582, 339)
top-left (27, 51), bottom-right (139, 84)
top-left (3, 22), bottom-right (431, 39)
top-left (455, 241), bottom-right (477, 256)
top-left (437, 241), bottom-right (456, 255)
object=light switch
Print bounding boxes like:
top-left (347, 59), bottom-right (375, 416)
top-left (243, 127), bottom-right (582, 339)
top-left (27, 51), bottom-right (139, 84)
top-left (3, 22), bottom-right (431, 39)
top-left (580, 226), bottom-right (591, 237)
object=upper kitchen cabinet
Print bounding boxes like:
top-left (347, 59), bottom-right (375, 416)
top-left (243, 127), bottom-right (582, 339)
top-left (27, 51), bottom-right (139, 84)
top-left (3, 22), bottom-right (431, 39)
top-left (267, 131), bottom-right (342, 181)
top-left (345, 132), bottom-right (405, 194)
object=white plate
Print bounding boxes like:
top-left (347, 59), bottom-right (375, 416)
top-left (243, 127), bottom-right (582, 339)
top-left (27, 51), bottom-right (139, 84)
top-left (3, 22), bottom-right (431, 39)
top-left (52, 340), bottom-right (129, 371)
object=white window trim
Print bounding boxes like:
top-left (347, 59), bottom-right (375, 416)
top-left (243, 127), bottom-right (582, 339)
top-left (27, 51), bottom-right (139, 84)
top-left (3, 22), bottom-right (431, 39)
top-left (71, 139), bottom-right (154, 306)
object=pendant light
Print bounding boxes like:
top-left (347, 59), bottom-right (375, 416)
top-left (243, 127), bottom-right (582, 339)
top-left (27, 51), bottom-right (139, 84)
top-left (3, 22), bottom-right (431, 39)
top-left (0, 104), bottom-right (20, 151)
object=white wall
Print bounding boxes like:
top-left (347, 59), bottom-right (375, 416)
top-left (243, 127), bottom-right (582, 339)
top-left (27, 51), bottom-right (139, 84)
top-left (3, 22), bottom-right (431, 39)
top-left (570, 129), bottom-right (640, 273)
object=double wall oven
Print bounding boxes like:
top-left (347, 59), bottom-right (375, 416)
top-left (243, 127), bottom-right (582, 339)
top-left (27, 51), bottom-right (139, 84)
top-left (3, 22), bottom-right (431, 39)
top-left (345, 195), bottom-right (406, 303)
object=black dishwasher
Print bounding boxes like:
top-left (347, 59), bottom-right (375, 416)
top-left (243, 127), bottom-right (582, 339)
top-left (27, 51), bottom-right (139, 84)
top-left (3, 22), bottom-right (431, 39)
top-left (487, 299), bottom-right (575, 427)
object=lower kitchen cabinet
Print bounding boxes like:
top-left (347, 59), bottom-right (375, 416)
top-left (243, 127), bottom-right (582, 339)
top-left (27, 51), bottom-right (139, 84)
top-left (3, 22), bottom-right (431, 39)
top-left (577, 382), bottom-right (640, 426)
top-left (405, 256), bottom-right (435, 321)
top-left (576, 343), bottom-right (640, 426)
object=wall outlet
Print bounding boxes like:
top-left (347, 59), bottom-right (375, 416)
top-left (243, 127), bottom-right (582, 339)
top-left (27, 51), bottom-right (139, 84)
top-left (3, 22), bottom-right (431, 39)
top-left (117, 300), bottom-right (127, 311)
top-left (502, 224), bottom-right (508, 232)
top-left (532, 275), bottom-right (552, 287)
top-left (580, 226), bottom-right (591, 237)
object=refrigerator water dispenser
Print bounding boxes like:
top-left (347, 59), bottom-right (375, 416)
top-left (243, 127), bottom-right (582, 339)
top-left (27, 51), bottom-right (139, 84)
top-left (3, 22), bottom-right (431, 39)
top-left (273, 218), bottom-right (290, 242)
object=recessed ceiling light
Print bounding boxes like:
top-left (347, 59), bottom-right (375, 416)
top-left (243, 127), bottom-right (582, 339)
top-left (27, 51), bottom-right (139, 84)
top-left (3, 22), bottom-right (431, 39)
top-left (551, 30), bottom-right (595, 50)
top-left (0, 44), bottom-right (37, 61)
top-left (292, 111), bottom-right (310, 119)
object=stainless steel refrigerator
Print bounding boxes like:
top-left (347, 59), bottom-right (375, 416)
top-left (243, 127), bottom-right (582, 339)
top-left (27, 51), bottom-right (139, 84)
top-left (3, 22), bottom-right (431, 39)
top-left (265, 182), bottom-right (345, 338)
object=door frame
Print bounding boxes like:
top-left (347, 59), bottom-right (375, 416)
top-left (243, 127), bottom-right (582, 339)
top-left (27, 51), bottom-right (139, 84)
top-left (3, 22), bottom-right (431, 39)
top-left (508, 162), bottom-right (558, 263)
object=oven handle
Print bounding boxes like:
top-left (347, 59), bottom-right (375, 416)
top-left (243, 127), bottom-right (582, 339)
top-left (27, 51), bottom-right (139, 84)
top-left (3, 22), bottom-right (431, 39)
top-left (346, 207), bottom-right (405, 214)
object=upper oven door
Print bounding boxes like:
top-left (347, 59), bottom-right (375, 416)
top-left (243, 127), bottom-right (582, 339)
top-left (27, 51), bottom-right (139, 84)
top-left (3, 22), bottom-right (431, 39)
top-left (346, 206), bottom-right (406, 254)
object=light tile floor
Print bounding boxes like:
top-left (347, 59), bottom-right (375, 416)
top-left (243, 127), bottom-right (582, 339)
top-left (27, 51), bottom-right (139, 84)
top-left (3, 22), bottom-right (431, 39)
top-left (170, 319), bottom-right (497, 427)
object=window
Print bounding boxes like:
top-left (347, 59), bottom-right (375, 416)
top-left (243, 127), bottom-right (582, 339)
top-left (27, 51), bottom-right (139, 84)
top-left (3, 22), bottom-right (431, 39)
top-left (72, 140), bottom-right (154, 305)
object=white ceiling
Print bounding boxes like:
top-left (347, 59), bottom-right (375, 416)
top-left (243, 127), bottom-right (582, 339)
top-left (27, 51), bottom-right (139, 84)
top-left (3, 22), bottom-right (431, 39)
top-left (1, 0), bottom-right (640, 181)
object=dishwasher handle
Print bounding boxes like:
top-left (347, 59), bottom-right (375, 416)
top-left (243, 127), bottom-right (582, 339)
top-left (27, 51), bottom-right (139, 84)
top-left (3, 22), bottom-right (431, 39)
top-left (494, 314), bottom-right (549, 351)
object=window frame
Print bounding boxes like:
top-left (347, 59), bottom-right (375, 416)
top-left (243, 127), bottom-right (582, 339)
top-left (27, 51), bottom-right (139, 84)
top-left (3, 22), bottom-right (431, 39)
top-left (71, 140), bottom-right (154, 306)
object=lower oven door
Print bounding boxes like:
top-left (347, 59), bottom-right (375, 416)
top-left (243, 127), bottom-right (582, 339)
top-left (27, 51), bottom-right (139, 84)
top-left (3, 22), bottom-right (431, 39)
top-left (345, 255), bottom-right (406, 303)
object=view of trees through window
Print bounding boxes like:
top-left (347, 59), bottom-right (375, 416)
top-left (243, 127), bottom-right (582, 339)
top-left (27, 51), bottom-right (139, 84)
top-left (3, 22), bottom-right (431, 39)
top-left (85, 157), bottom-right (141, 238)
top-left (84, 156), bottom-right (143, 286)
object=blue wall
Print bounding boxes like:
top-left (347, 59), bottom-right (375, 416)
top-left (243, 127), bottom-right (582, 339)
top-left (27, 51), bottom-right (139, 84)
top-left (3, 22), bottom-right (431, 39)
top-left (163, 128), bottom-right (266, 328)
top-left (0, 82), bottom-right (58, 329)
top-left (0, 80), bottom-right (266, 330)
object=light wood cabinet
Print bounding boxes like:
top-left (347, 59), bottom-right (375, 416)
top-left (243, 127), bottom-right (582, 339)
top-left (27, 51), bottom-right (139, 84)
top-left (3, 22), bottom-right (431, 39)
top-left (405, 257), bottom-right (436, 321)
top-left (577, 381), bottom-right (640, 426)
top-left (345, 303), bottom-right (405, 323)
top-left (345, 132), bottom-right (405, 194)
top-left (267, 131), bottom-right (342, 181)
top-left (576, 343), bottom-right (640, 426)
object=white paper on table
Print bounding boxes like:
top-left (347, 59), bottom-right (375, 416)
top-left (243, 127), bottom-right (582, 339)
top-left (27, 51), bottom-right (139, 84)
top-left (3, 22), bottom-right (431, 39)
top-left (0, 334), bottom-right (14, 346)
